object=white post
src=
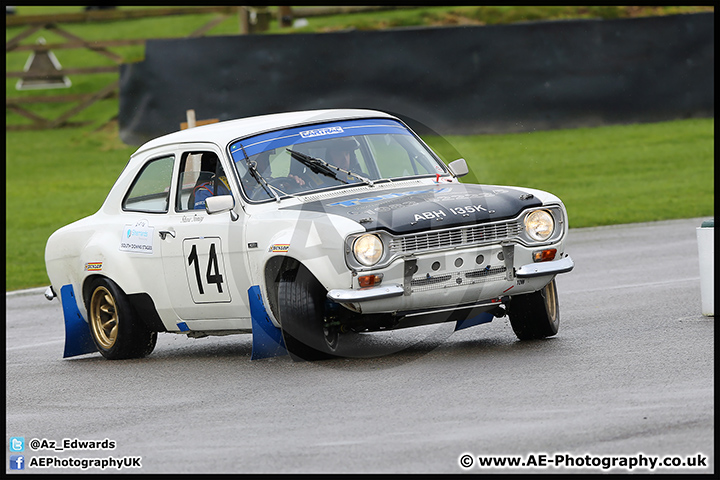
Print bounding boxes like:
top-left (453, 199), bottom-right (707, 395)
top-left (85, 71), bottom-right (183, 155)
top-left (185, 109), bottom-right (200, 182)
top-left (697, 219), bottom-right (714, 316)
top-left (186, 109), bottom-right (196, 129)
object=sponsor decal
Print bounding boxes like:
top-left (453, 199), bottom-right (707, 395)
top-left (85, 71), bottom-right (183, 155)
top-left (120, 219), bottom-right (154, 254)
top-left (84, 262), bottom-right (103, 272)
top-left (299, 126), bottom-right (344, 138)
top-left (270, 244), bottom-right (290, 253)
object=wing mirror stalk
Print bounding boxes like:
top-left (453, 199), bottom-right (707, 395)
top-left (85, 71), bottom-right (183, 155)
top-left (205, 195), bottom-right (239, 221)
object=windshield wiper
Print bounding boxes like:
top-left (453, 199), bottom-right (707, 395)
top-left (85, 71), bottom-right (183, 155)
top-left (238, 144), bottom-right (281, 202)
top-left (287, 149), bottom-right (374, 186)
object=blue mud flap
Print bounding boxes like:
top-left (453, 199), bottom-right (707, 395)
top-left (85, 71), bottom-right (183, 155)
top-left (60, 284), bottom-right (97, 358)
top-left (454, 311), bottom-right (495, 332)
top-left (249, 285), bottom-right (287, 360)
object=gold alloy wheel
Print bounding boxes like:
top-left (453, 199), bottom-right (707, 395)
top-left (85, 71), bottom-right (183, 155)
top-left (89, 286), bottom-right (119, 349)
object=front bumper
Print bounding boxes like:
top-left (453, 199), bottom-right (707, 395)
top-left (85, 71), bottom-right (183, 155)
top-left (327, 254), bottom-right (574, 305)
top-left (327, 284), bottom-right (405, 302)
top-left (516, 255), bottom-right (574, 278)
top-left (44, 285), bottom-right (56, 301)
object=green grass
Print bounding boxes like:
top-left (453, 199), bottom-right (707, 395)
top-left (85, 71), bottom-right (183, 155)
top-left (427, 118), bottom-right (714, 228)
top-left (6, 126), bottom-right (136, 290)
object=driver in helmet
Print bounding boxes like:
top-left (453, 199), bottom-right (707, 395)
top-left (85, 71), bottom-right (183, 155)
top-left (322, 137), bottom-right (362, 184)
top-left (241, 150), bottom-right (306, 199)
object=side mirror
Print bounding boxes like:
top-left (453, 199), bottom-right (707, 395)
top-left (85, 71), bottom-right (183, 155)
top-left (448, 158), bottom-right (469, 178)
top-left (205, 195), bottom-right (238, 221)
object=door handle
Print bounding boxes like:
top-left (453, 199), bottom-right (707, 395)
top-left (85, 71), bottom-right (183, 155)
top-left (158, 229), bottom-right (176, 240)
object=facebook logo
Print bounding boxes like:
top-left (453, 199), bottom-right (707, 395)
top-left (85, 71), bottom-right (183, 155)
top-left (10, 455), bottom-right (25, 470)
top-left (9, 437), bottom-right (25, 452)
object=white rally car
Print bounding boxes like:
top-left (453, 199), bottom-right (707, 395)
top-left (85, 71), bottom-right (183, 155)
top-left (45, 109), bottom-right (574, 361)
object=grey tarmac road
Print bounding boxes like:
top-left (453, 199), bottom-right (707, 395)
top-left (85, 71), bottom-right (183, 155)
top-left (6, 217), bottom-right (714, 474)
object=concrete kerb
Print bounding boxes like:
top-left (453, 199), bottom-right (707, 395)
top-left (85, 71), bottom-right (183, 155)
top-left (6, 286), bottom-right (48, 297)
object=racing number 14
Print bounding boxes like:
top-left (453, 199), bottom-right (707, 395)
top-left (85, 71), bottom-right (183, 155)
top-left (187, 242), bottom-right (223, 294)
top-left (179, 237), bottom-right (231, 304)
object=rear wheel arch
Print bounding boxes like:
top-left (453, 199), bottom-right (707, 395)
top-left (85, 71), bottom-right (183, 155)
top-left (82, 274), bottom-right (165, 332)
top-left (82, 274), bottom-right (106, 308)
top-left (83, 275), bottom-right (157, 359)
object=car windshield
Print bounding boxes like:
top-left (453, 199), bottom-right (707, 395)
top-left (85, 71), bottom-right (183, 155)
top-left (229, 118), bottom-right (447, 202)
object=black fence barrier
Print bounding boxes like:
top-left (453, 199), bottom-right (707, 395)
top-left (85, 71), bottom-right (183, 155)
top-left (119, 12), bottom-right (713, 146)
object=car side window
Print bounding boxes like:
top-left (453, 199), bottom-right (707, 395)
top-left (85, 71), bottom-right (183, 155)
top-left (122, 155), bottom-right (174, 213)
top-left (176, 151), bottom-right (232, 212)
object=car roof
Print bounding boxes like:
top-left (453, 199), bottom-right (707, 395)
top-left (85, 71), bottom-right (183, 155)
top-left (131, 108), bottom-right (397, 157)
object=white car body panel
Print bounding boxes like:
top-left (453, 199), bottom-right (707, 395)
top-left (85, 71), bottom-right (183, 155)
top-left (44, 108), bottom-right (573, 360)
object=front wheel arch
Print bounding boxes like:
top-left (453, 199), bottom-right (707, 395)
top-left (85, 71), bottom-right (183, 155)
top-left (263, 256), bottom-right (301, 327)
top-left (276, 263), bottom-right (340, 361)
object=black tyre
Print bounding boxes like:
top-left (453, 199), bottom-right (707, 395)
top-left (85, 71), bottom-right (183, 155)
top-left (278, 265), bottom-right (339, 361)
top-left (87, 278), bottom-right (157, 359)
top-left (508, 278), bottom-right (560, 340)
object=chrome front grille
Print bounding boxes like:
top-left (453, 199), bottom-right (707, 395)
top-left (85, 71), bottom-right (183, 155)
top-left (389, 220), bottom-right (523, 255)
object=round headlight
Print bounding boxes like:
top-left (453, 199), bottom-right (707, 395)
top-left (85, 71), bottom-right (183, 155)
top-left (353, 234), bottom-right (384, 266)
top-left (525, 210), bottom-right (555, 241)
